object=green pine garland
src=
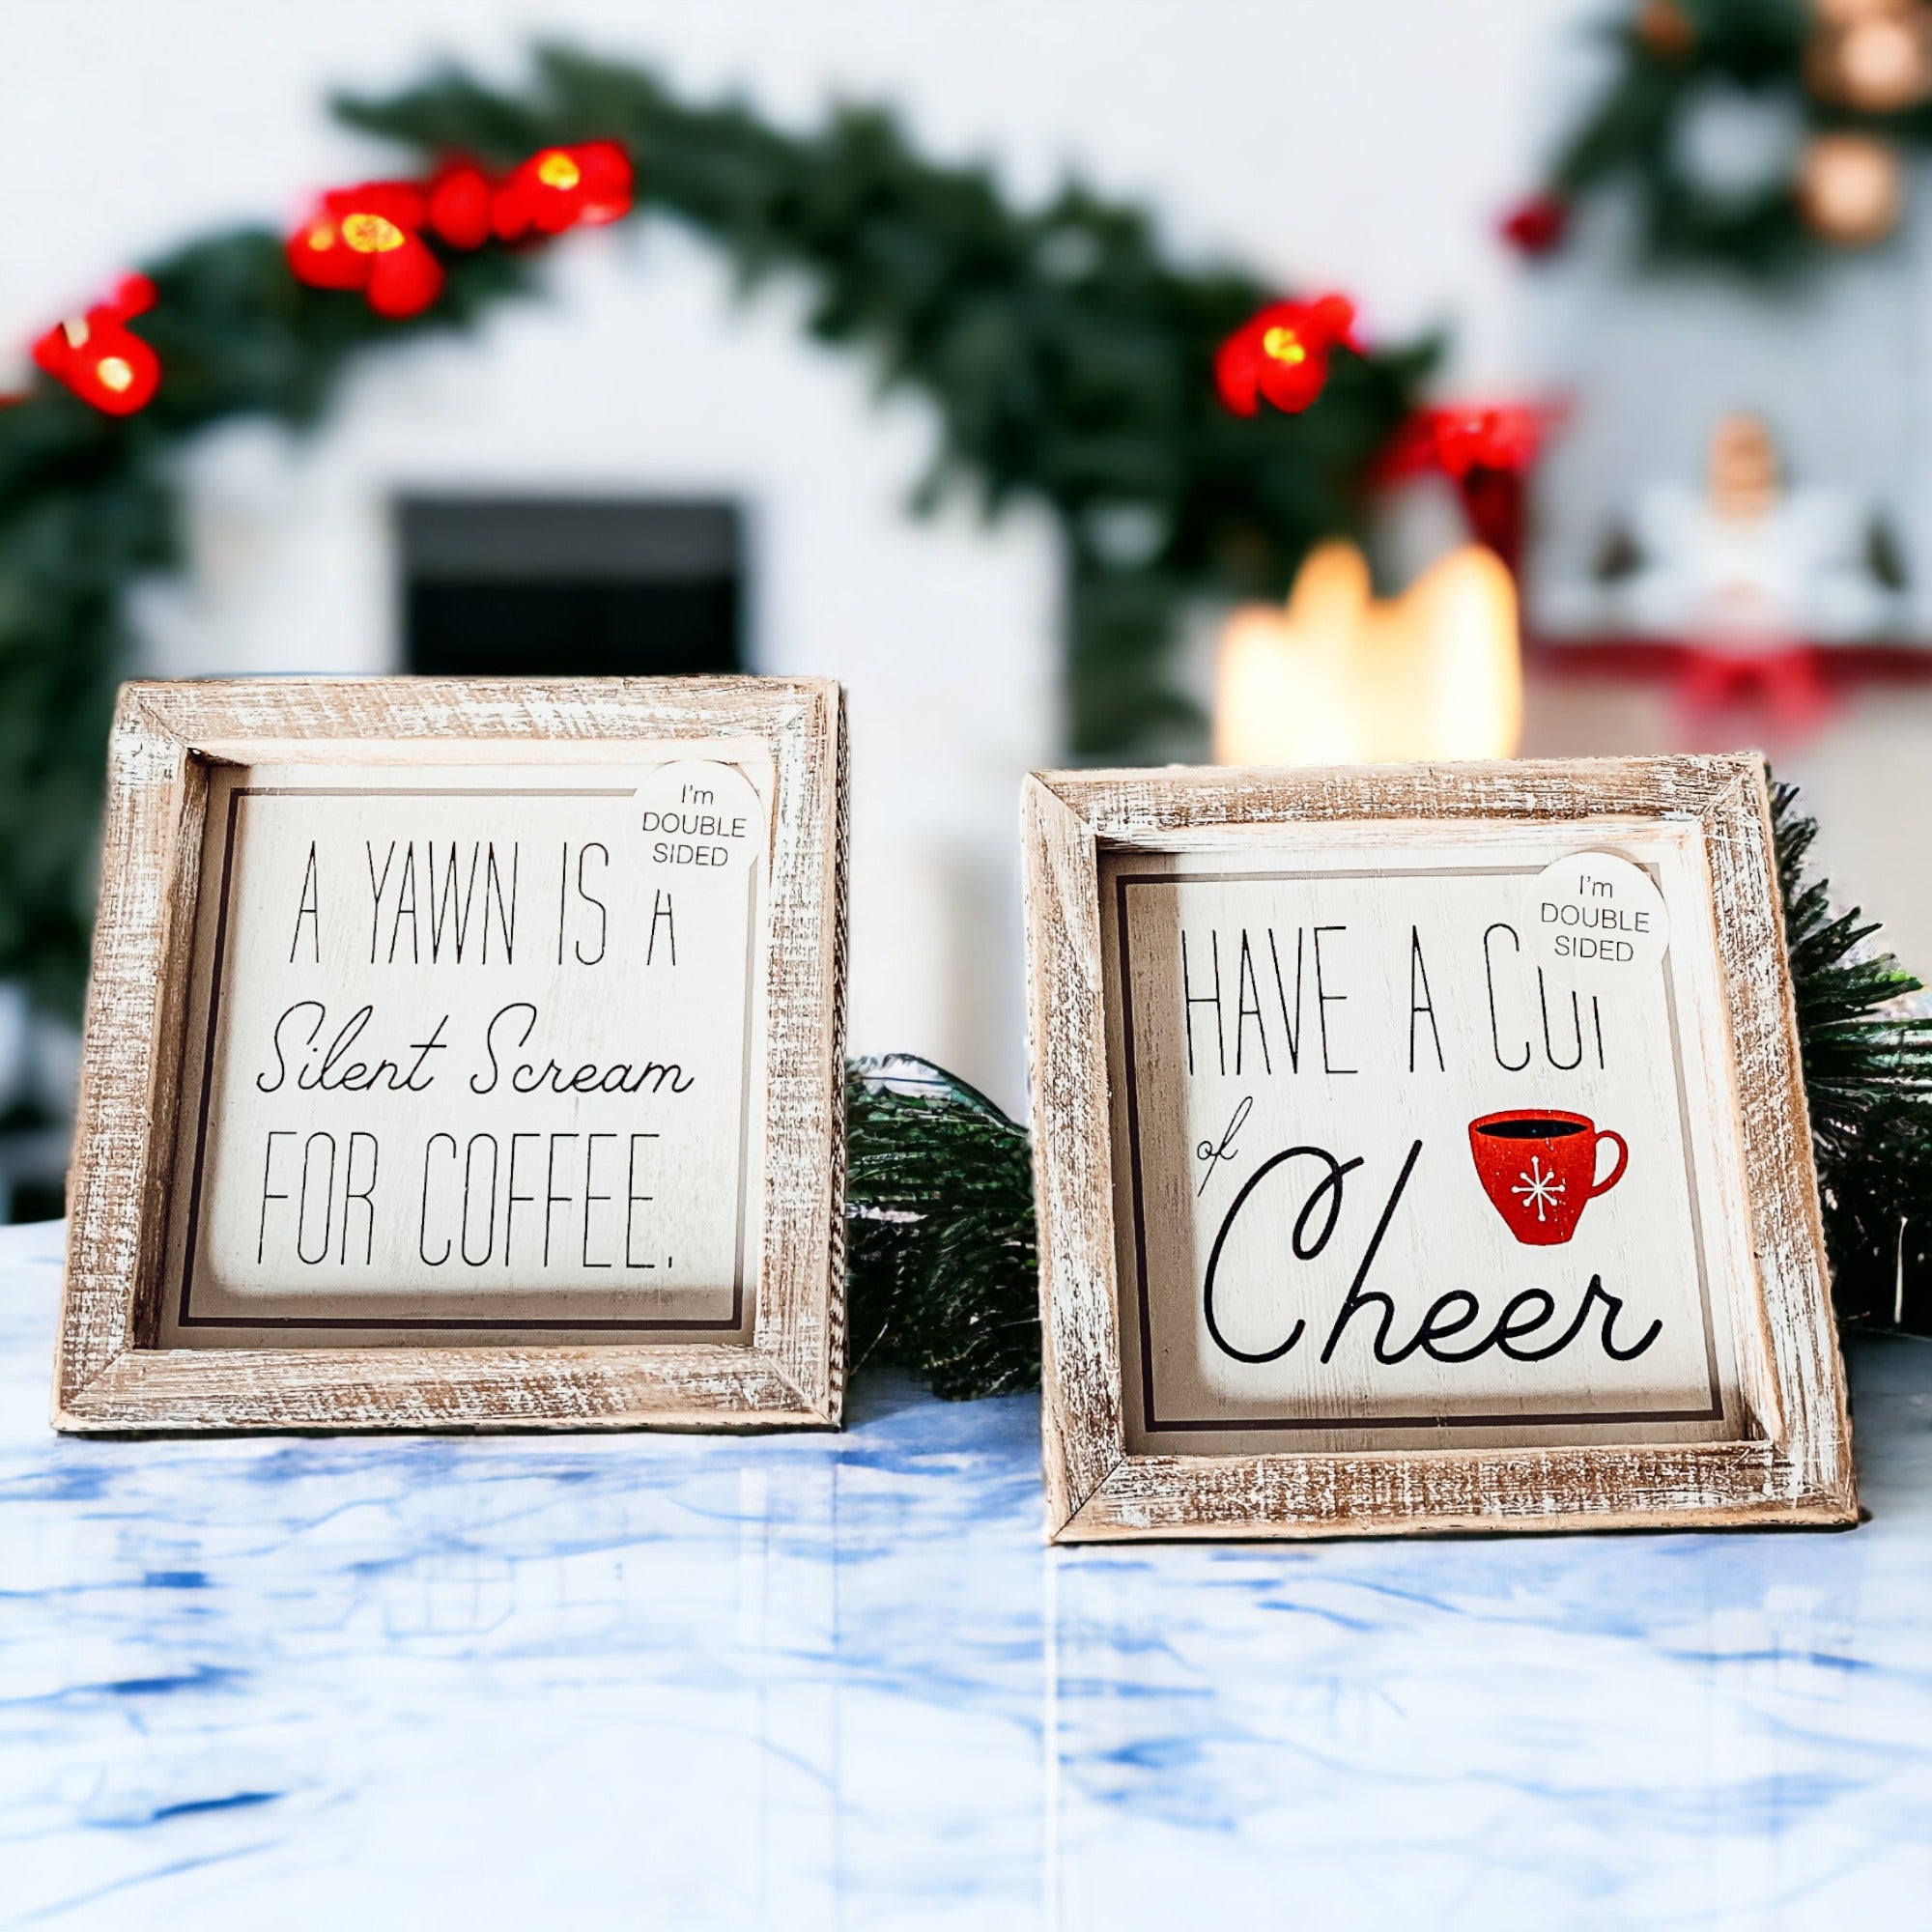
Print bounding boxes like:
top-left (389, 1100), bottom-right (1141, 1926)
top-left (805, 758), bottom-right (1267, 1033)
top-left (335, 51), bottom-right (1430, 754)
top-left (1543, 0), bottom-right (1932, 277)
top-left (0, 43), bottom-right (1429, 1019)
top-left (849, 781), bottom-right (1932, 1402)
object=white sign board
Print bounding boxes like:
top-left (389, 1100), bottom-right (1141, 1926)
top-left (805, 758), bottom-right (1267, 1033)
top-left (1024, 757), bottom-right (1855, 1540)
top-left (161, 750), bottom-right (773, 1345)
top-left (1099, 826), bottom-right (1747, 1454)
top-left (55, 676), bottom-right (847, 1436)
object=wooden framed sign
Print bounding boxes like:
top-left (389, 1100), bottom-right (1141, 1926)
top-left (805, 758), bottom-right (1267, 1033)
top-left (1023, 755), bottom-right (1856, 1541)
top-left (55, 676), bottom-right (847, 1434)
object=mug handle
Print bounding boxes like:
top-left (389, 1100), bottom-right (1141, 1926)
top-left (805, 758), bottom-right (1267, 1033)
top-left (1589, 1129), bottom-right (1629, 1198)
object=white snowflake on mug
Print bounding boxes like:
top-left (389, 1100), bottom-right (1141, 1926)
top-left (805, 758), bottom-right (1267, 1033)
top-left (1511, 1158), bottom-right (1567, 1223)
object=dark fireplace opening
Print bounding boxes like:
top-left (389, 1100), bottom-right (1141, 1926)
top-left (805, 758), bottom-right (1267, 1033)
top-left (399, 497), bottom-right (745, 677)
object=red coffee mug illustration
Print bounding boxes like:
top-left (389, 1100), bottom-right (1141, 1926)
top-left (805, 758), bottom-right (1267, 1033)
top-left (1467, 1109), bottom-right (1629, 1246)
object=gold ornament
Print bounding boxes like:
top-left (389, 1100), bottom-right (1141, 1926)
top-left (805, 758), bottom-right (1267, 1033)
top-left (1807, 0), bottom-right (1932, 111)
top-left (1635, 0), bottom-right (1696, 60)
top-left (1813, 0), bottom-right (1904, 27)
top-left (1841, 10), bottom-right (1932, 107)
top-left (1798, 132), bottom-right (1904, 244)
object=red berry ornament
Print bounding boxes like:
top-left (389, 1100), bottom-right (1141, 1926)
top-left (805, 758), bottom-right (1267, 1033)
top-left (1214, 295), bottom-right (1357, 417)
top-left (1429, 404), bottom-right (1546, 479)
top-left (285, 142), bottom-right (636, 315)
top-left (287, 182), bottom-right (443, 317)
top-left (1375, 400), bottom-right (1560, 579)
top-left (1379, 402), bottom-right (1554, 483)
top-left (364, 235), bottom-right (445, 318)
top-left (1499, 194), bottom-right (1569, 258)
top-left (32, 274), bottom-right (161, 415)
top-left (493, 142), bottom-right (634, 241)
top-left (427, 161), bottom-right (496, 250)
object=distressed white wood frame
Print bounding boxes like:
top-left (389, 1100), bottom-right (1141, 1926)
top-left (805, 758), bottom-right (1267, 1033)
top-left (1022, 755), bottom-right (1857, 1542)
top-left (56, 676), bottom-right (847, 1434)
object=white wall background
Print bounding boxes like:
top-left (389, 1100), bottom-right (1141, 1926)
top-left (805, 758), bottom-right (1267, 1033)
top-left (2, 0), bottom-right (1929, 1109)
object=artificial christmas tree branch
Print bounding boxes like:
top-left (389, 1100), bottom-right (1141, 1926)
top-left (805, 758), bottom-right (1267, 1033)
top-left (844, 1056), bottom-right (1038, 1399)
top-left (1774, 781), bottom-right (1932, 1329)
top-left (1516, 0), bottom-right (1932, 275)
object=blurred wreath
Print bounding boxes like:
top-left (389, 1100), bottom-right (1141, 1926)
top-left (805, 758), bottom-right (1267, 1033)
top-left (1, 41), bottom-right (1926, 1379)
top-left (1509, 0), bottom-right (1932, 272)
top-left (0, 43), bottom-right (1431, 1019)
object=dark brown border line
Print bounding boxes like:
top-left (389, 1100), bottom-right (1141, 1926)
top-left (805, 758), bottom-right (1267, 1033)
top-left (242, 786), bottom-right (639, 798)
top-left (1112, 868), bottom-right (1160, 1435)
top-left (173, 785), bottom-right (245, 1331)
top-left (178, 780), bottom-right (756, 1334)
top-left (1661, 930), bottom-right (1728, 1421)
top-left (1109, 861), bottom-right (1726, 1435)
top-left (728, 847), bottom-right (761, 1317)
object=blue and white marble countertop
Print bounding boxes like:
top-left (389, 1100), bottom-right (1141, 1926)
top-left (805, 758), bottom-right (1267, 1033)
top-left (3, 1219), bottom-right (1930, 1928)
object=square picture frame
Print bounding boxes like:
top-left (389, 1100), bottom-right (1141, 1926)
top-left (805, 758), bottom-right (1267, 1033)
top-left (56, 675), bottom-right (847, 1434)
top-left (1022, 754), bottom-right (1857, 1542)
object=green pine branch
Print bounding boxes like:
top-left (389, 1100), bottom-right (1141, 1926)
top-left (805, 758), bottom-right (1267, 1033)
top-left (1548, 0), bottom-right (1842, 278)
top-left (1774, 781), bottom-right (1932, 1330)
top-left (845, 1057), bottom-right (1038, 1399)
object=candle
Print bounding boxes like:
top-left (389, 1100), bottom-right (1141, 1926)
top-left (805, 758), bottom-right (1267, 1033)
top-left (1213, 540), bottom-right (1521, 766)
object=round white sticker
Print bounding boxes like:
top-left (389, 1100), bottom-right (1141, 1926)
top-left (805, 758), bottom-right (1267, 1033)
top-left (1524, 851), bottom-right (1670, 988)
top-left (636, 759), bottom-right (767, 883)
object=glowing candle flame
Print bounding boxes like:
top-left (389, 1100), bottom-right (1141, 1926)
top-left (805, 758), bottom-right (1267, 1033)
top-left (1213, 540), bottom-right (1521, 766)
